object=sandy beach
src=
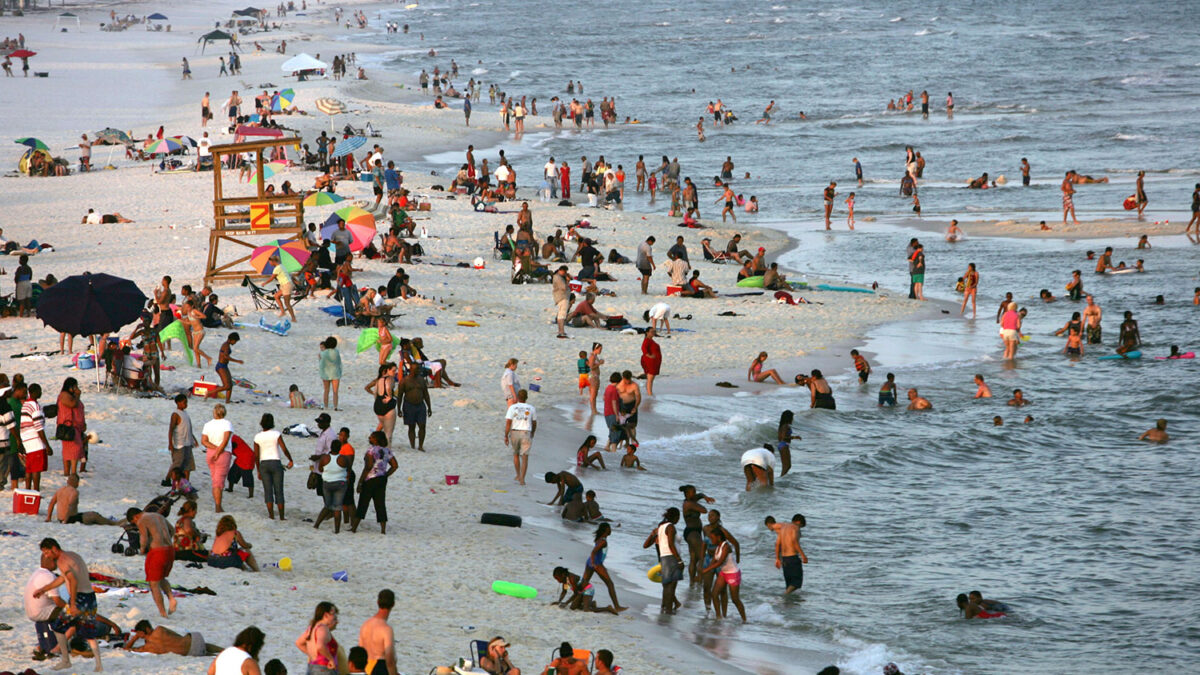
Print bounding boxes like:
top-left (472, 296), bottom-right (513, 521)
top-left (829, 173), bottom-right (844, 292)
top-left (0, 2), bottom-right (932, 674)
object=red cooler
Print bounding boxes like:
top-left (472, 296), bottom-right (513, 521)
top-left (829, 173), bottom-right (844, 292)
top-left (13, 489), bottom-right (41, 515)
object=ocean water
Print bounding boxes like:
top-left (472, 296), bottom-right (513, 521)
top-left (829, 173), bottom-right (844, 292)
top-left (362, 2), bottom-right (1200, 673)
top-left (382, 0), bottom-right (1200, 222)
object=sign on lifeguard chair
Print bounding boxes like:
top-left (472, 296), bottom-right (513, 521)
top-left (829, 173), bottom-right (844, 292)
top-left (249, 202), bottom-right (272, 230)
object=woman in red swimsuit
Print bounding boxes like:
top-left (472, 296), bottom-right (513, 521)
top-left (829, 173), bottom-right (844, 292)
top-left (640, 328), bottom-right (662, 396)
top-left (295, 601), bottom-right (340, 674)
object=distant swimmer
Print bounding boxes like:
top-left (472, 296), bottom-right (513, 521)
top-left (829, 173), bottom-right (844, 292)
top-left (1083, 295), bottom-right (1103, 344)
top-left (1137, 234), bottom-right (1151, 249)
top-left (764, 514), bottom-right (807, 594)
top-left (1020, 158), bottom-right (1031, 186)
top-left (1139, 419), bottom-right (1169, 444)
top-left (1040, 289), bottom-right (1057, 302)
top-left (740, 444), bottom-right (775, 491)
top-left (1063, 327), bottom-right (1084, 357)
top-left (757, 100), bottom-right (775, 125)
top-left (854, 157), bottom-right (863, 187)
top-left (906, 388), bottom-right (932, 410)
top-left (1007, 388), bottom-right (1030, 407)
top-left (696, 117), bottom-right (706, 143)
top-left (956, 592), bottom-right (1007, 619)
top-left (946, 219), bottom-right (963, 242)
top-left (1095, 246), bottom-right (1114, 273)
top-left (1117, 310), bottom-right (1141, 355)
top-left (973, 374), bottom-right (992, 398)
top-left (946, 91), bottom-right (954, 116)
top-left (967, 172), bottom-right (990, 189)
top-left (1070, 171), bottom-right (1109, 184)
top-left (993, 416), bottom-right (1004, 426)
top-left (878, 372), bottom-right (897, 407)
top-left (1066, 270), bottom-right (1084, 301)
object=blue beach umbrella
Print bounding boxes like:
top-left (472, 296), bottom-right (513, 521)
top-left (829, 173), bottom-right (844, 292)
top-left (331, 135), bottom-right (366, 159)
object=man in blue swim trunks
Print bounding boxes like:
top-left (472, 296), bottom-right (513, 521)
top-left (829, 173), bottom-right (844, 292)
top-left (765, 514), bottom-right (808, 595)
top-left (545, 471), bottom-right (584, 510)
top-left (210, 332), bottom-right (242, 403)
top-left (34, 538), bottom-right (107, 671)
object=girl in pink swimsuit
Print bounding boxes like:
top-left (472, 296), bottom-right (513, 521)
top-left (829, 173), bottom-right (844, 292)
top-left (295, 601), bottom-right (340, 674)
top-left (701, 528), bottom-right (747, 622)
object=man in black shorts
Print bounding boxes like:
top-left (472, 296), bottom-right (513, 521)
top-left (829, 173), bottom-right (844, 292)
top-left (398, 367), bottom-right (431, 452)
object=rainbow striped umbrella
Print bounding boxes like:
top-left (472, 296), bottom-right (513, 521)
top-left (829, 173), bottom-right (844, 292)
top-left (302, 191), bottom-right (345, 207)
top-left (250, 161), bottom-right (288, 181)
top-left (143, 137), bottom-right (185, 155)
top-left (321, 205), bottom-right (376, 251)
top-left (250, 239), bottom-right (310, 274)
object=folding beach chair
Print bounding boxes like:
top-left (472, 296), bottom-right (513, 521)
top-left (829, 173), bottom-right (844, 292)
top-left (547, 646), bottom-right (594, 674)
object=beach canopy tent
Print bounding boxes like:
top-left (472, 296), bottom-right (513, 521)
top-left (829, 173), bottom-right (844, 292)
top-left (280, 53), bottom-right (328, 73)
top-left (147, 13), bottom-right (169, 21)
top-left (197, 30), bottom-right (236, 53)
top-left (233, 7), bottom-right (264, 17)
top-left (18, 148), bottom-right (52, 175)
top-left (54, 12), bottom-right (80, 30)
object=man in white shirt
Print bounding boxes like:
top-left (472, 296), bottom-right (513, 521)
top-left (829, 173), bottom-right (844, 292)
top-left (25, 554), bottom-right (68, 659)
top-left (494, 163), bottom-right (512, 185)
top-left (645, 301), bottom-right (671, 337)
top-left (664, 251), bottom-right (690, 287)
top-left (544, 157), bottom-right (558, 199)
top-left (504, 389), bottom-right (537, 485)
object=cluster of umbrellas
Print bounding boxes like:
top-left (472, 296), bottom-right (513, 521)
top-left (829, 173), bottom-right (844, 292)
top-left (249, 206), bottom-right (373, 275)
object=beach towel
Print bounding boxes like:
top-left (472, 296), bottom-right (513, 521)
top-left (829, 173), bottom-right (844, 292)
top-left (157, 320), bottom-right (195, 366)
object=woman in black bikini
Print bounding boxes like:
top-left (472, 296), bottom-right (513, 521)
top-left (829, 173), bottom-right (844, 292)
top-left (679, 484), bottom-right (714, 583)
top-left (808, 369), bottom-right (836, 410)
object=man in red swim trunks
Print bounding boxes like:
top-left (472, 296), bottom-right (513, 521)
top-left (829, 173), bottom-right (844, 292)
top-left (130, 508), bottom-right (178, 617)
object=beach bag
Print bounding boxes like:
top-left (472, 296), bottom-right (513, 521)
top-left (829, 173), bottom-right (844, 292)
top-left (55, 424), bottom-right (76, 442)
top-left (307, 472), bottom-right (320, 490)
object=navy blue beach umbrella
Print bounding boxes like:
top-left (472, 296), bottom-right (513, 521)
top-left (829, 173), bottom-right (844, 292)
top-left (35, 272), bottom-right (147, 336)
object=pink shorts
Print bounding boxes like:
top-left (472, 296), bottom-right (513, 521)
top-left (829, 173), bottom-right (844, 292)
top-left (720, 570), bottom-right (742, 587)
top-left (206, 449), bottom-right (232, 490)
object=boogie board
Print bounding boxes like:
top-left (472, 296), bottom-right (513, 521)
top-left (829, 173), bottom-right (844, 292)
top-left (1106, 268), bottom-right (1137, 275)
top-left (1123, 195), bottom-right (1137, 210)
top-left (816, 283), bottom-right (875, 294)
top-left (1154, 352), bottom-right (1195, 360)
top-left (736, 275), bottom-right (765, 288)
top-left (1098, 351), bottom-right (1141, 360)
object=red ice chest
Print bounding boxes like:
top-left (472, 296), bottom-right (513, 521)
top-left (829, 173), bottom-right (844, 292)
top-left (568, 280), bottom-right (583, 294)
top-left (13, 489), bottom-right (41, 515)
top-left (192, 379), bottom-right (219, 398)
top-left (666, 285), bottom-right (683, 296)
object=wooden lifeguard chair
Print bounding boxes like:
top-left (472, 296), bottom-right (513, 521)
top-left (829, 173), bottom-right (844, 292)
top-left (204, 137), bottom-right (304, 284)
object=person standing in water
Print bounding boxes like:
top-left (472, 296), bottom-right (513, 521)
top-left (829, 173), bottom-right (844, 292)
top-left (961, 262), bottom-right (979, 318)
top-left (679, 484), bottom-right (714, 583)
top-left (776, 410), bottom-right (800, 476)
top-left (1134, 170), bottom-right (1148, 218)
top-left (701, 528), bottom-right (747, 622)
top-left (823, 181), bottom-right (837, 230)
top-left (1188, 183), bottom-right (1200, 234)
top-left (1020, 158), bottom-right (1031, 187)
top-left (643, 508), bottom-right (683, 615)
top-left (765, 514), bottom-right (808, 594)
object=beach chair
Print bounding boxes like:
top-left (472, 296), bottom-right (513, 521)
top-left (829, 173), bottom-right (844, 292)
top-left (364, 121), bottom-right (383, 138)
top-left (467, 640), bottom-right (488, 668)
top-left (241, 274), bottom-right (307, 311)
top-left (547, 646), bottom-right (594, 674)
top-left (493, 231), bottom-right (513, 261)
